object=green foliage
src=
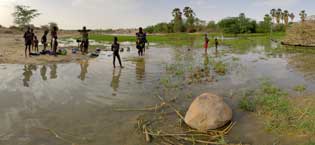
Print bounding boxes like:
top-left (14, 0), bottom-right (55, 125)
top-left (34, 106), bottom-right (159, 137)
top-left (12, 5), bottom-right (40, 28)
top-left (218, 14), bottom-right (257, 34)
top-left (293, 85), bottom-right (306, 93)
top-left (145, 23), bottom-right (173, 33)
top-left (239, 96), bottom-right (256, 112)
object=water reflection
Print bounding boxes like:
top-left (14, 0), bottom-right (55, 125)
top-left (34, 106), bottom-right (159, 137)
top-left (49, 64), bottom-right (57, 79)
top-left (40, 65), bottom-right (47, 81)
top-left (22, 64), bottom-right (35, 87)
top-left (110, 68), bottom-right (121, 92)
top-left (79, 60), bottom-right (89, 81)
top-left (136, 58), bottom-right (145, 81)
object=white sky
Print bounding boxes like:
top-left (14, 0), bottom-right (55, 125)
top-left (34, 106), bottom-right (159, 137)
top-left (0, 0), bottom-right (313, 29)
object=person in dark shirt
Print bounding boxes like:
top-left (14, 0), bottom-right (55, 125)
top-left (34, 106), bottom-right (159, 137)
top-left (215, 38), bottom-right (219, 54)
top-left (30, 28), bottom-right (35, 51)
top-left (111, 37), bottom-right (123, 68)
top-left (23, 27), bottom-right (33, 57)
top-left (51, 26), bottom-right (58, 55)
top-left (136, 27), bottom-right (147, 56)
top-left (34, 36), bottom-right (39, 53)
top-left (78, 26), bottom-right (91, 54)
top-left (41, 30), bottom-right (49, 52)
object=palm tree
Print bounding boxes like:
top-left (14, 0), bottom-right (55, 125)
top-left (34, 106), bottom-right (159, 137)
top-left (270, 9), bottom-right (277, 23)
top-left (289, 13), bottom-right (295, 22)
top-left (275, 8), bottom-right (282, 24)
top-left (183, 6), bottom-right (195, 18)
top-left (299, 10), bottom-right (307, 22)
top-left (183, 6), bottom-right (195, 31)
top-left (172, 8), bottom-right (182, 19)
top-left (283, 10), bottom-right (289, 25)
top-left (172, 8), bottom-right (183, 32)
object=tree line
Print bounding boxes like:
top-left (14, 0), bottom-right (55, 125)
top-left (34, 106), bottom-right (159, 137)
top-left (9, 5), bottom-right (308, 35)
top-left (145, 7), bottom-right (308, 34)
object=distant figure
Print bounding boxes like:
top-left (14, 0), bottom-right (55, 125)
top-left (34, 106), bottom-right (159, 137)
top-left (215, 38), bottom-right (219, 53)
top-left (41, 30), bottom-right (49, 52)
top-left (33, 36), bottom-right (39, 53)
top-left (51, 26), bottom-right (58, 55)
top-left (204, 34), bottom-right (209, 53)
top-left (30, 28), bottom-right (35, 51)
top-left (23, 27), bottom-right (33, 57)
top-left (78, 26), bottom-right (91, 54)
top-left (111, 37), bottom-right (123, 68)
top-left (136, 27), bottom-right (147, 56)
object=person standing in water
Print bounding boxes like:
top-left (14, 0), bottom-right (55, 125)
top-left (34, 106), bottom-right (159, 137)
top-left (136, 27), bottom-right (147, 56)
top-left (111, 37), bottom-right (123, 68)
top-left (41, 30), bottom-right (49, 52)
top-left (204, 34), bottom-right (209, 53)
top-left (51, 26), bottom-right (58, 56)
top-left (78, 26), bottom-right (91, 54)
top-left (23, 27), bottom-right (33, 57)
top-left (214, 38), bottom-right (219, 54)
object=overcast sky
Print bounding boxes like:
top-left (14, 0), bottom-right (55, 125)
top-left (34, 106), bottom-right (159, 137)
top-left (0, 0), bottom-right (314, 29)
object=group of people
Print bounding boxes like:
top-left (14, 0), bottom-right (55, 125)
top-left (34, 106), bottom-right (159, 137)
top-left (24, 26), bottom-right (221, 69)
top-left (24, 26), bottom-right (58, 57)
top-left (111, 27), bottom-right (148, 68)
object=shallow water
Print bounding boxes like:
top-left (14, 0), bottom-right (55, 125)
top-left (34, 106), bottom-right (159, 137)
top-left (1, 39), bottom-right (315, 145)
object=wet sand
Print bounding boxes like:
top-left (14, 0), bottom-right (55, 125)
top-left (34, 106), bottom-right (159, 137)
top-left (0, 28), bottom-right (86, 64)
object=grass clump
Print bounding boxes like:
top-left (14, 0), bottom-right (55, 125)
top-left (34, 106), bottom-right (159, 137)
top-left (239, 96), bottom-right (256, 112)
top-left (240, 80), bottom-right (315, 136)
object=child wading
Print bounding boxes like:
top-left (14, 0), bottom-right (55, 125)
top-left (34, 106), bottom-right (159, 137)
top-left (204, 34), bottom-right (209, 53)
top-left (215, 38), bottom-right (219, 54)
top-left (136, 27), bottom-right (147, 56)
top-left (78, 26), bottom-right (91, 54)
top-left (111, 37), bottom-right (123, 68)
top-left (51, 26), bottom-right (58, 56)
top-left (41, 30), bottom-right (49, 52)
top-left (23, 27), bottom-right (33, 57)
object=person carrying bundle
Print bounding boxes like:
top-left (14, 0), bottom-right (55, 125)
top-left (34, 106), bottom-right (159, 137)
top-left (78, 26), bottom-right (91, 55)
top-left (136, 27), bottom-right (147, 56)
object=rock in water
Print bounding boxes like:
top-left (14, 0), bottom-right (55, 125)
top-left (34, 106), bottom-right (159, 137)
top-left (184, 93), bottom-right (232, 131)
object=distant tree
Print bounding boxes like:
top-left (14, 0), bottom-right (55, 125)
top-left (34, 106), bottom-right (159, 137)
top-left (270, 9), bottom-right (277, 23)
top-left (12, 5), bottom-right (40, 28)
top-left (48, 22), bottom-right (58, 31)
top-left (283, 10), bottom-right (289, 25)
top-left (275, 8), bottom-right (282, 24)
top-left (40, 25), bottom-right (49, 30)
top-left (257, 14), bottom-right (272, 33)
top-left (299, 10), bottom-right (307, 22)
top-left (289, 13), bottom-right (295, 22)
top-left (172, 8), bottom-right (184, 32)
top-left (206, 21), bottom-right (218, 32)
top-left (183, 6), bottom-right (195, 32)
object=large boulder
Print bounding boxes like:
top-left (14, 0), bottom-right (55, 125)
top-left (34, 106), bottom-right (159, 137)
top-left (184, 93), bottom-right (232, 131)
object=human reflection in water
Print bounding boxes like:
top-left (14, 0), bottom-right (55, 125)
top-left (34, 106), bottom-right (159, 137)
top-left (22, 64), bottom-right (36, 87)
top-left (136, 58), bottom-right (145, 81)
top-left (49, 64), bottom-right (58, 79)
top-left (203, 53), bottom-right (210, 77)
top-left (110, 68), bottom-right (121, 92)
top-left (79, 59), bottom-right (89, 81)
top-left (40, 65), bottom-right (47, 81)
